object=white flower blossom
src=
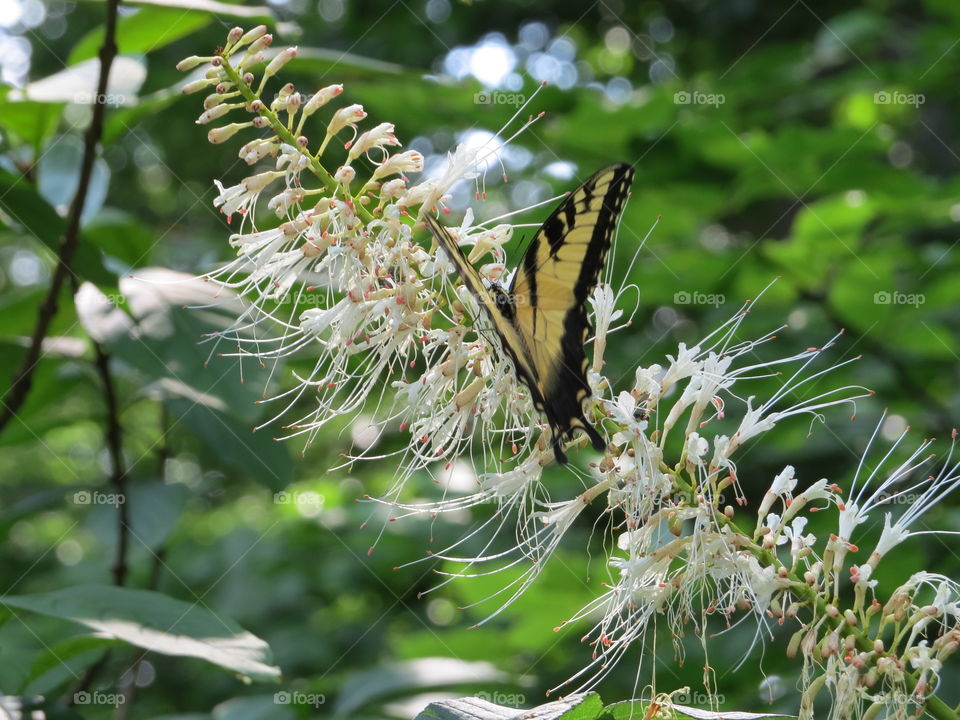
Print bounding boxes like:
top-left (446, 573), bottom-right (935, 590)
top-left (181, 32), bottom-right (960, 719)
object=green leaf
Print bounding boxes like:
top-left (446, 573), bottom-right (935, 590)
top-left (21, 635), bottom-right (119, 696)
top-left (0, 170), bottom-right (114, 283)
top-left (74, 271), bottom-right (273, 423)
top-left (0, 169), bottom-right (65, 248)
top-left (165, 394), bottom-right (293, 491)
top-left (74, 275), bottom-right (293, 489)
top-left (69, 7), bottom-right (212, 64)
top-left (103, 83), bottom-right (182, 145)
top-left (37, 135), bottom-right (110, 224)
top-left (83, 208), bottom-right (156, 268)
top-left (1, 585), bottom-right (281, 682)
top-left (0, 96), bottom-right (62, 150)
top-left (86, 479), bottom-right (187, 551)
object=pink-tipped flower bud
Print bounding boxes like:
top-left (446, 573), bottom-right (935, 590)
top-left (245, 33), bottom-right (272, 57)
top-left (303, 84), bottom-right (343, 116)
top-left (327, 104), bottom-right (367, 135)
top-left (335, 165), bottom-right (357, 186)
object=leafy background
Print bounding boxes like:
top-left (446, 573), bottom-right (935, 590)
top-left (1, 0), bottom-right (959, 717)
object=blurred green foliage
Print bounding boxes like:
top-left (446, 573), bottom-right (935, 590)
top-left (0, 0), bottom-right (958, 718)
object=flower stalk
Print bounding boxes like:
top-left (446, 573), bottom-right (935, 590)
top-left (180, 27), bottom-right (960, 720)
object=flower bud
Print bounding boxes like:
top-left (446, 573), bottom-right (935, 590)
top-left (197, 103), bottom-right (233, 124)
top-left (239, 139), bottom-right (277, 165)
top-left (182, 78), bottom-right (215, 95)
top-left (265, 46), bottom-right (297, 78)
top-left (226, 26), bottom-right (243, 45)
top-left (380, 179), bottom-right (406, 200)
top-left (335, 165), bottom-right (356, 186)
top-left (243, 170), bottom-right (283, 193)
top-left (239, 52), bottom-right (265, 72)
top-left (454, 378), bottom-right (484, 410)
top-left (239, 25), bottom-right (268, 47)
top-left (327, 104), bottom-right (367, 135)
top-left (348, 122), bottom-right (400, 158)
top-left (207, 123), bottom-right (248, 144)
top-left (176, 55), bottom-right (210, 71)
top-left (372, 150), bottom-right (424, 181)
top-left (204, 92), bottom-right (226, 110)
top-left (786, 628), bottom-right (804, 658)
top-left (245, 33), bottom-right (272, 58)
top-left (303, 84), bottom-right (343, 116)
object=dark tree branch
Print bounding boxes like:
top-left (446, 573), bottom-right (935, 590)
top-left (64, 340), bottom-right (130, 705)
top-left (54, 0), bottom-right (125, 707)
top-left (92, 341), bottom-right (129, 587)
top-left (0, 0), bottom-right (121, 434)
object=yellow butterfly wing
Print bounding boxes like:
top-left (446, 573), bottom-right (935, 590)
top-left (507, 164), bottom-right (634, 462)
top-left (424, 163), bottom-right (634, 463)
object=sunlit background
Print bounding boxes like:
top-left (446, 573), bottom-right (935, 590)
top-left (1, 0), bottom-right (959, 717)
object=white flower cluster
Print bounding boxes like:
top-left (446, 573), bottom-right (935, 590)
top-left (179, 25), bottom-right (549, 478)
top-left (181, 28), bottom-right (960, 720)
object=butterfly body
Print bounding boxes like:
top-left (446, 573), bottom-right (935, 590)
top-left (426, 164), bottom-right (634, 464)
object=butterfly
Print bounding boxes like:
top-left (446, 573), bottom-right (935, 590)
top-left (424, 163), bottom-right (634, 464)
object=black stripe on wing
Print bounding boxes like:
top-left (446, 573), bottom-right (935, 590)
top-left (423, 212), bottom-right (551, 418)
top-left (510, 163), bottom-right (634, 463)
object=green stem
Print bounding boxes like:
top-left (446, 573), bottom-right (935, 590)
top-left (718, 512), bottom-right (958, 720)
top-left (218, 59), bottom-right (374, 224)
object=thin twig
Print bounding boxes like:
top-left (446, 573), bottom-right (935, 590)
top-left (92, 341), bottom-right (129, 587)
top-left (57, 0), bottom-right (124, 707)
top-left (0, 0), bottom-right (121, 434)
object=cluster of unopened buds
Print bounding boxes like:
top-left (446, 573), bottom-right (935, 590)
top-left (179, 26), bottom-right (960, 720)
